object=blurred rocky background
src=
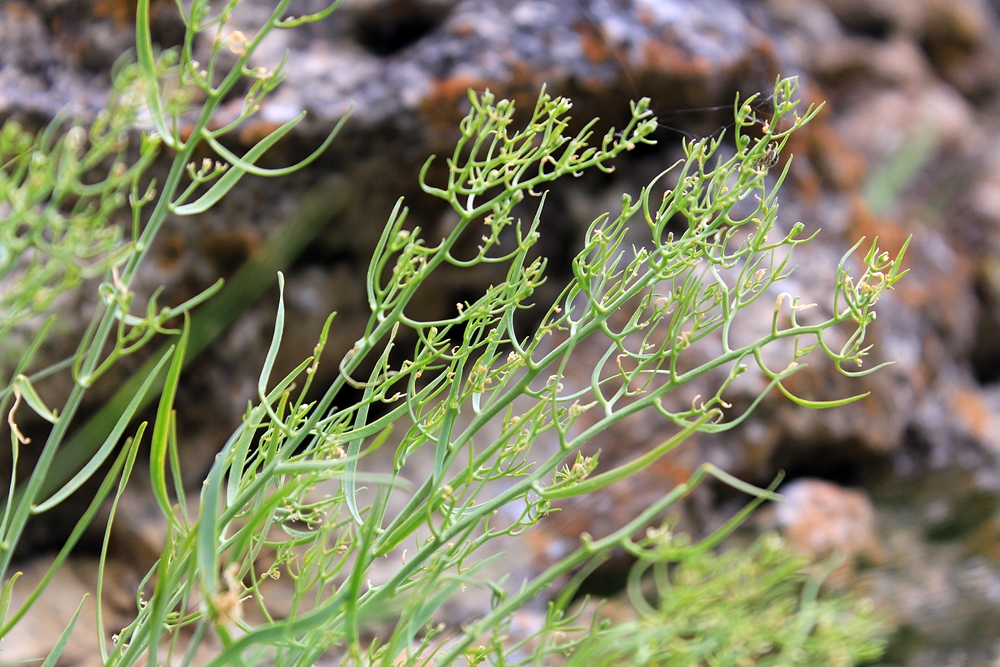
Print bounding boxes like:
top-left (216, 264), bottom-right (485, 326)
top-left (4, 0), bottom-right (1000, 664)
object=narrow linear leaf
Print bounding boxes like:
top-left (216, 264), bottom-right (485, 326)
top-left (204, 107), bottom-right (349, 179)
top-left (167, 410), bottom-right (188, 526)
top-left (33, 350), bottom-right (172, 513)
top-left (258, 272), bottom-right (286, 401)
top-left (12, 375), bottom-right (59, 424)
top-left (0, 433), bottom-right (138, 638)
top-left (39, 597), bottom-right (87, 667)
top-left (144, 522), bottom-right (175, 667)
top-left (135, 0), bottom-right (171, 146)
top-left (0, 315), bottom-right (55, 417)
top-left (197, 451), bottom-right (223, 603)
top-left (541, 411), bottom-right (714, 500)
top-left (704, 463), bottom-right (783, 501)
top-left (31, 178), bottom-right (347, 505)
top-left (172, 112), bottom-right (304, 216)
top-left (150, 314), bottom-right (190, 520)
top-left (777, 381), bottom-right (870, 409)
top-left (96, 423), bottom-right (144, 664)
top-left (0, 572), bottom-right (22, 629)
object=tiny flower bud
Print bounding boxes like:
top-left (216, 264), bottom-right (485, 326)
top-left (228, 31), bottom-right (248, 56)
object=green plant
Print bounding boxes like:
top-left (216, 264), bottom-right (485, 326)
top-left (0, 1), bottom-right (907, 665)
top-left (0, 0), bottom-right (344, 643)
top-left (0, 60), bottom-right (156, 347)
top-left (566, 533), bottom-right (886, 667)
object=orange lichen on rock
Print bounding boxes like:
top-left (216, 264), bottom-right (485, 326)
top-left (848, 196), bottom-right (912, 259)
top-left (774, 478), bottom-right (884, 587)
top-left (807, 122), bottom-right (868, 192)
top-left (239, 120), bottom-right (286, 147)
top-left (573, 20), bottom-right (614, 64)
top-left (641, 37), bottom-right (710, 78)
top-left (92, 0), bottom-right (136, 27)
